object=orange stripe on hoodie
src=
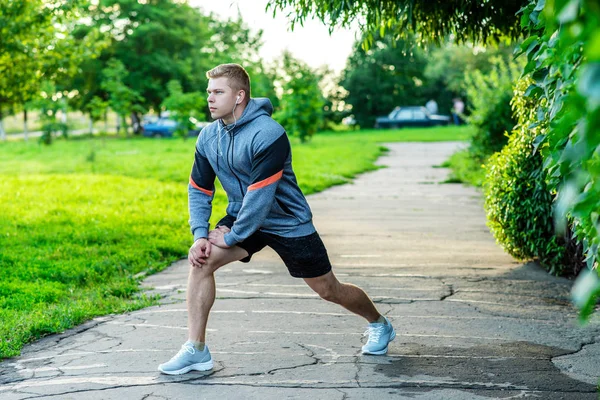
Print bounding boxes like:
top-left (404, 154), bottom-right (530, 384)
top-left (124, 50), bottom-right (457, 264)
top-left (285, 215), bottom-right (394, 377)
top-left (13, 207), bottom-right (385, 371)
top-left (248, 170), bottom-right (283, 191)
top-left (189, 177), bottom-right (214, 196)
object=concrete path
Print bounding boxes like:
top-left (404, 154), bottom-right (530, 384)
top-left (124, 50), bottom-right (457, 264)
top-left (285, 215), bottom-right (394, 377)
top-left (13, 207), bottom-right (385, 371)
top-left (1, 142), bottom-right (599, 399)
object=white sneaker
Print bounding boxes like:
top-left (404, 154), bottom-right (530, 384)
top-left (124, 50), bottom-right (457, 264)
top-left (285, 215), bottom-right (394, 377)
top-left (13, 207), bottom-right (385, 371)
top-left (362, 317), bottom-right (396, 355)
top-left (158, 341), bottom-right (213, 375)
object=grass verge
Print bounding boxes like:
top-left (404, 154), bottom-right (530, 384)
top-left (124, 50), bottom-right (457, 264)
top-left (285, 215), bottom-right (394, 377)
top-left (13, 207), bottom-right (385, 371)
top-left (441, 147), bottom-right (487, 187)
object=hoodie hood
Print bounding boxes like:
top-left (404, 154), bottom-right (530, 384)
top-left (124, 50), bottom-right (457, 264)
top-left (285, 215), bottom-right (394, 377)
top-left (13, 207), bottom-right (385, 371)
top-left (220, 97), bottom-right (274, 134)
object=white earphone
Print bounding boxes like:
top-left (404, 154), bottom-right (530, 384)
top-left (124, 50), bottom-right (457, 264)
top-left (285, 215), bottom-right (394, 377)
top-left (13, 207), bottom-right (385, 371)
top-left (236, 95), bottom-right (241, 104)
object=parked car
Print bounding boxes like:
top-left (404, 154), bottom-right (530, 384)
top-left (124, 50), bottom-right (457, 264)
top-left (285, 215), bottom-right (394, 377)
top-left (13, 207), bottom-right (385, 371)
top-left (374, 106), bottom-right (450, 129)
top-left (142, 117), bottom-right (209, 138)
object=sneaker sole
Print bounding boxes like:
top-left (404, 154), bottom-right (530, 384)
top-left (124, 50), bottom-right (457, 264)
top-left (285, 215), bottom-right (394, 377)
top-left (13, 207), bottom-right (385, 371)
top-left (362, 329), bottom-right (396, 355)
top-left (158, 360), bottom-right (213, 375)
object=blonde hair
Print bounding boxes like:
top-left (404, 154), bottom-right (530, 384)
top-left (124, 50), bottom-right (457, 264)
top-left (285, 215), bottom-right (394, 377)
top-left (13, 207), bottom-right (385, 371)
top-left (206, 63), bottom-right (251, 98)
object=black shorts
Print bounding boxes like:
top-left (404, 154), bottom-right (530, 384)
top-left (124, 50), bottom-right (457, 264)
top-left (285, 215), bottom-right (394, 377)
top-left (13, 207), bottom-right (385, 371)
top-left (216, 215), bottom-right (332, 278)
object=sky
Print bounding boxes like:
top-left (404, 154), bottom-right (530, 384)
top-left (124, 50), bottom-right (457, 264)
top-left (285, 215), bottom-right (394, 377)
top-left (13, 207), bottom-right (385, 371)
top-left (189, 0), bottom-right (358, 72)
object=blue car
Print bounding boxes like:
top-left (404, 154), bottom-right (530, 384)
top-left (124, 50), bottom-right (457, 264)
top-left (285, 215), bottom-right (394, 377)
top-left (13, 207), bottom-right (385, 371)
top-left (142, 117), bottom-right (208, 138)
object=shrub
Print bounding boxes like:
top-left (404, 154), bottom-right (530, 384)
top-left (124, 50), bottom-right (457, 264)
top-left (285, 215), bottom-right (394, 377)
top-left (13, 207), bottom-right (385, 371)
top-left (484, 78), bottom-right (573, 275)
top-left (464, 56), bottom-right (523, 160)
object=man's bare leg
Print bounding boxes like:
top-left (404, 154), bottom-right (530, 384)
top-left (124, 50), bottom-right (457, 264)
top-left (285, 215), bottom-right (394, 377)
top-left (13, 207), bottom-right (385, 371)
top-left (304, 271), bottom-right (381, 323)
top-left (304, 270), bottom-right (395, 355)
top-left (187, 245), bottom-right (248, 342)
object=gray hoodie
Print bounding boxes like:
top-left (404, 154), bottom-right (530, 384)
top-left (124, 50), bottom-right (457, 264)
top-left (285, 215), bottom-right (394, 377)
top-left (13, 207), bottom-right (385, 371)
top-left (188, 98), bottom-right (315, 247)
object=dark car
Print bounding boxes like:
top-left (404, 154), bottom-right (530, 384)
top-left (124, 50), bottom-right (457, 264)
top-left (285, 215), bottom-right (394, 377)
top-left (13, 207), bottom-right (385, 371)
top-left (142, 117), bottom-right (209, 138)
top-left (375, 106), bottom-right (450, 129)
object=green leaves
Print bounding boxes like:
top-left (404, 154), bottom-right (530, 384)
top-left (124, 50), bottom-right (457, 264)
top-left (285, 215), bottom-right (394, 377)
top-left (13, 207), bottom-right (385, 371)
top-left (272, 52), bottom-right (325, 143)
top-left (161, 80), bottom-right (206, 137)
top-left (484, 77), bottom-right (570, 274)
top-left (577, 63), bottom-right (600, 109)
top-left (463, 56), bottom-right (524, 159)
top-left (268, 0), bottom-right (526, 46)
top-left (571, 268), bottom-right (600, 320)
top-left (101, 59), bottom-right (144, 135)
top-left (515, 0), bottom-right (600, 318)
top-left (0, 0), bottom-right (100, 123)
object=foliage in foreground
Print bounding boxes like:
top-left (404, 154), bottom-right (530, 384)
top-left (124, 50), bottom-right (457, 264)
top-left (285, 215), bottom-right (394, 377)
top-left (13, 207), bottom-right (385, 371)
top-left (516, 0), bottom-right (599, 318)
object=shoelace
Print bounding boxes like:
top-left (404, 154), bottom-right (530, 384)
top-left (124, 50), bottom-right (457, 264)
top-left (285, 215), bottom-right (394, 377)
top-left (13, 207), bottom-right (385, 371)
top-left (171, 343), bottom-right (196, 360)
top-left (364, 324), bottom-right (385, 343)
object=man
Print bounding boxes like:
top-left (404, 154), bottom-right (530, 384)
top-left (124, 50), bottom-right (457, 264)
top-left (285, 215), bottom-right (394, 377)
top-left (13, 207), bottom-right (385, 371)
top-left (158, 64), bottom-right (395, 375)
top-left (452, 97), bottom-right (465, 125)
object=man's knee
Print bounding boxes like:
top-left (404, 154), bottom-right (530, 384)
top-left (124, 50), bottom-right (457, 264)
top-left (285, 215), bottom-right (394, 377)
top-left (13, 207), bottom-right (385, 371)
top-left (189, 255), bottom-right (225, 277)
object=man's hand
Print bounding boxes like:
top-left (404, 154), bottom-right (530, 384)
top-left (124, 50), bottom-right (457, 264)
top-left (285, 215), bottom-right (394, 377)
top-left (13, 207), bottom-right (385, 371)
top-left (188, 238), bottom-right (212, 268)
top-left (208, 225), bottom-right (231, 248)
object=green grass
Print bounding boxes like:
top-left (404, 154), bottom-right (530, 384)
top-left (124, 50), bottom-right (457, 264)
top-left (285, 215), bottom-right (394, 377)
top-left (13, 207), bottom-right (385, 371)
top-left (0, 125), bottom-right (470, 358)
top-left (441, 147), bottom-right (487, 187)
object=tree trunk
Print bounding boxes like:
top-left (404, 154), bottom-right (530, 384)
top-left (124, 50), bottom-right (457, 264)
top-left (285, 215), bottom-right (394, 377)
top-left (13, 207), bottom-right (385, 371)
top-left (121, 115), bottom-right (129, 137)
top-left (23, 109), bottom-right (29, 141)
top-left (130, 111), bottom-right (142, 135)
top-left (104, 110), bottom-right (108, 134)
top-left (89, 115), bottom-right (94, 135)
top-left (0, 108), bottom-right (5, 141)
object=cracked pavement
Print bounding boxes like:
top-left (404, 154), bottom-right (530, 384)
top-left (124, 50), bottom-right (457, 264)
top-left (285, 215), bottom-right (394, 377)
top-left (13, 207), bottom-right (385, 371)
top-left (1, 142), bottom-right (599, 399)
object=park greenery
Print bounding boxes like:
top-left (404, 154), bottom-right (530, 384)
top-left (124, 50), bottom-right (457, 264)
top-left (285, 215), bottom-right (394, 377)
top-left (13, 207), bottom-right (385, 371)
top-left (0, 126), bottom-right (470, 358)
top-left (2, 0), bottom-right (599, 355)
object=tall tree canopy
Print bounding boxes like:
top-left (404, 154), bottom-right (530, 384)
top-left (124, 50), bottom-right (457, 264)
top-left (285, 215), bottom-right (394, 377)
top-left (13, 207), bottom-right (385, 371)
top-left (267, 0), bottom-right (527, 45)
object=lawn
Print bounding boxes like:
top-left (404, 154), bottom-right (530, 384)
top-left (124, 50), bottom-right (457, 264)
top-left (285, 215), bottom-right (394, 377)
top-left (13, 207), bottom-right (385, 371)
top-left (0, 125), bottom-right (471, 358)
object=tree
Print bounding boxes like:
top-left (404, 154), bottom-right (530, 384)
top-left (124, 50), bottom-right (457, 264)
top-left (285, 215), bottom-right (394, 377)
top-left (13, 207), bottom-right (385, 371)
top-left (245, 63), bottom-right (280, 110)
top-left (70, 2), bottom-right (269, 129)
top-left (86, 96), bottom-right (110, 134)
top-left (319, 66), bottom-right (352, 129)
top-left (29, 82), bottom-right (69, 145)
top-left (341, 34), bottom-right (431, 128)
top-left (424, 43), bottom-right (515, 101)
top-left (273, 52), bottom-right (325, 143)
top-left (101, 59), bottom-right (144, 136)
top-left (267, 0), bottom-right (526, 45)
top-left (161, 80), bottom-right (207, 137)
top-left (0, 0), bottom-right (102, 140)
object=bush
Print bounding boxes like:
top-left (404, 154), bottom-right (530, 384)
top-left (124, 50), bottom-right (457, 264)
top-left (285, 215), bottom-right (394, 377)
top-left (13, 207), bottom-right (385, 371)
top-left (464, 57), bottom-right (523, 160)
top-left (484, 78), bottom-right (573, 275)
top-left (515, 0), bottom-right (599, 317)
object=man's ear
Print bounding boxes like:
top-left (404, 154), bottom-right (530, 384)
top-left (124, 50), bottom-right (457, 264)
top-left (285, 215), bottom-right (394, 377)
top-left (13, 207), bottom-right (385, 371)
top-left (236, 91), bottom-right (245, 104)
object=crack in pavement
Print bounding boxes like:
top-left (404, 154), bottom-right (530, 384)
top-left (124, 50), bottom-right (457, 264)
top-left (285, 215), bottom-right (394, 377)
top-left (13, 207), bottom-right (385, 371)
top-left (265, 343), bottom-right (319, 375)
top-left (18, 379), bottom-right (596, 394)
top-left (335, 388), bottom-right (349, 400)
top-left (140, 393), bottom-right (169, 400)
top-left (439, 284), bottom-right (455, 301)
top-left (354, 356), bottom-right (362, 389)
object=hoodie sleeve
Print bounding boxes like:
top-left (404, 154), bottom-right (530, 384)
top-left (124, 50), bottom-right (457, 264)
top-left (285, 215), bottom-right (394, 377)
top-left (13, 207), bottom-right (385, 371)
top-left (188, 135), bottom-right (216, 241)
top-left (223, 132), bottom-right (289, 247)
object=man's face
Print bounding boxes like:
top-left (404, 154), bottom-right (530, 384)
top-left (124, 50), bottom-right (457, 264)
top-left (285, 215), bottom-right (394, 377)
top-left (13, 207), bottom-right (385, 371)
top-left (207, 77), bottom-right (237, 122)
